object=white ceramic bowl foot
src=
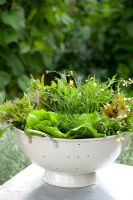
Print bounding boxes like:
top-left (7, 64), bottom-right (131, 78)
top-left (43, 170), bottom-right (97, 188)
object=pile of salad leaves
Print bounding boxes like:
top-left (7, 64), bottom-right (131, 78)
top-left (0, 71), bottom-right (133, 139)
top-left (25, 110), bottom-right (105, 138)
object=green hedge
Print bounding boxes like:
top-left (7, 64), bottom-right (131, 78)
top-left (0, 130), bottom-right (30, 185)
top-left (0, 0), bottom-right (133, 98)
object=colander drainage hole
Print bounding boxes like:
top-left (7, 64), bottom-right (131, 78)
top-left (43, 155), bottom-right (46, 158)
top-left (77, 155), bottom-right (79, 158)
top-left (67, 156), bottom-right (70, 159)
top-left (87, 155), bottom-right (90, 158)
top-left (77, 144), bottom-right (80, 145)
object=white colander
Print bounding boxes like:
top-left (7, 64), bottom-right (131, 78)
top-left (15, 128), bottom-right (127, 188)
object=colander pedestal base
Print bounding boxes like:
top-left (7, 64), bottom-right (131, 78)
top-left (43, 170), bottom-right (97, 188)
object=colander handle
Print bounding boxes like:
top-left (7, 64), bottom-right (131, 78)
top-left (25, 129), bottom-right (58, 146)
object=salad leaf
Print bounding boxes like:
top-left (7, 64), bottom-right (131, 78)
top-left (67, 123), bottom-right (105, 139)
top-left (25, 109), bottom-right (66, 138)
top-left (38, 126), bottom-right (66, 138)
top-left (26, 109), bottom-right (59, 128)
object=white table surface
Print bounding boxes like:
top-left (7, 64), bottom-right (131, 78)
top-left (0, 163), bottom-right (133, 200)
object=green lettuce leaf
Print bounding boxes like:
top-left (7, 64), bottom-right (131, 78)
top-left (25, 109), bottom-right (66, 138)
top-left (66, 123), bottom-right (105, 139)
top-left (26, 109), bottom-right (59, 128)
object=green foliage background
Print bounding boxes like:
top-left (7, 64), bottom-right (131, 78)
top-left (0, 0), bottom-right (133, 184)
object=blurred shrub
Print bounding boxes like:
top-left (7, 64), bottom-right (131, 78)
top-left (0, 0), bottom-right (133, 98)
top-left (118, 135), bottom-right (133, 165)
top-left (0, 130), bottom-right (30, 184)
